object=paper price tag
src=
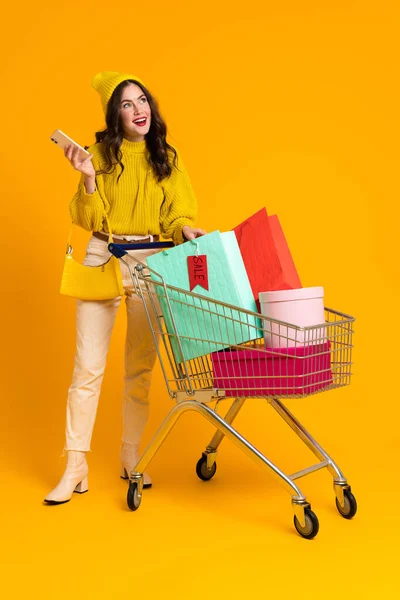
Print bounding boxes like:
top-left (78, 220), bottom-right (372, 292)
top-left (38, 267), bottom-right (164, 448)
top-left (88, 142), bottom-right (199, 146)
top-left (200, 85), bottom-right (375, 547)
top-left (188, 255), bottom-right (209, 291)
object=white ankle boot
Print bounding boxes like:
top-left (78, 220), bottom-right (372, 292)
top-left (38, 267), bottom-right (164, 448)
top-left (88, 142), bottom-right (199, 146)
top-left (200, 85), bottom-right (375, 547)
top-left (120, 442), bottom-right (152, 488)
top-left (44, 450), bottom-right (89, 505)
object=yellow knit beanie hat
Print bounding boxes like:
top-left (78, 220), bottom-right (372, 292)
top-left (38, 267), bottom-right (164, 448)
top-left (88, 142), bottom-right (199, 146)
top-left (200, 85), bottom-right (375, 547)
top-left (91, 71), bottom-right (145, 113)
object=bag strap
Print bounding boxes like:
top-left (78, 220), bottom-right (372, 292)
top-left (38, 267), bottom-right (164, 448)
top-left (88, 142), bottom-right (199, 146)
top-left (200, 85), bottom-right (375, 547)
top-left (66, 175), bottom-right (114, 253)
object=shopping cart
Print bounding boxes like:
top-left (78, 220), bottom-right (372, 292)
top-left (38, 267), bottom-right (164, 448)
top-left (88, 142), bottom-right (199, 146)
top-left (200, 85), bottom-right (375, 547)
top-left (109, 242), bottom-right (356, 539)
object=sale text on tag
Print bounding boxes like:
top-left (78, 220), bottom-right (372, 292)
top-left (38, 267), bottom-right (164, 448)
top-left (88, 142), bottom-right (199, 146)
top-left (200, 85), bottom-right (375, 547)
top-left (188, 255), bottom-right (209, 291)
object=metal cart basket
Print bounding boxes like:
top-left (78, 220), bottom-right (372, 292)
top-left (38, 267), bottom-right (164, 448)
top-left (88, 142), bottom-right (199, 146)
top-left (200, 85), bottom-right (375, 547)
top-left (110, 243), bottom-right (356, 539)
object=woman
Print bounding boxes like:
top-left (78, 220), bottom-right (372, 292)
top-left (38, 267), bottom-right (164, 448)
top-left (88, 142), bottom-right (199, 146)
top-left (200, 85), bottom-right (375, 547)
top-left (45, 71), bottom-right (206, 505)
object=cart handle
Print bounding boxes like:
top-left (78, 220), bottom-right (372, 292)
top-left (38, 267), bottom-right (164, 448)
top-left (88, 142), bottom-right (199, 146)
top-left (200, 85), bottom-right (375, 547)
top-left (108, 241), bottom-right (174, 258)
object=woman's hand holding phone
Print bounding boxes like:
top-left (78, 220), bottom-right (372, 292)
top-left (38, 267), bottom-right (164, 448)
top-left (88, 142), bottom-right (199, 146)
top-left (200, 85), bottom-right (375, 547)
top-left (65, 145), bottom-right (96, 193)
top-left (65, 144), bottom-right (95, 176)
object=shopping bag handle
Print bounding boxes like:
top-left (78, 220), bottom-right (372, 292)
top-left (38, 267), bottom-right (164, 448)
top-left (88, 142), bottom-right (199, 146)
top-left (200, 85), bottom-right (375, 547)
top-left (108, 241), bottom-right (174, 258)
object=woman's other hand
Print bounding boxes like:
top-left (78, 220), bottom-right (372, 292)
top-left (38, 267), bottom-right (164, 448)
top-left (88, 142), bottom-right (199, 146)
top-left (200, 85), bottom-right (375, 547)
top-left (65, 145), bottom-right (96, 178)
top-left (182, 226), bottom-right (207, 241)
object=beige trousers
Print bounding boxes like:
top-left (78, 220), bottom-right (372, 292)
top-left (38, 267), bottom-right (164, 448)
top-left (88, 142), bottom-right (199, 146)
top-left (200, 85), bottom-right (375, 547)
top-left (64, 235), bottom-right (160, 453)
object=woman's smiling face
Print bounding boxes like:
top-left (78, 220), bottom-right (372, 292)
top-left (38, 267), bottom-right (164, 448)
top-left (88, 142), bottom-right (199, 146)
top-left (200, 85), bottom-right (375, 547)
top-left (119, 83), bottom-right (152, 141)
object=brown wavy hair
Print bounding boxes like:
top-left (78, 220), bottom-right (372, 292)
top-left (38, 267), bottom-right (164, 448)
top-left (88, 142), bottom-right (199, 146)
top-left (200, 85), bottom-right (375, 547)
top-left (93, 79), bottom-right (177, 182)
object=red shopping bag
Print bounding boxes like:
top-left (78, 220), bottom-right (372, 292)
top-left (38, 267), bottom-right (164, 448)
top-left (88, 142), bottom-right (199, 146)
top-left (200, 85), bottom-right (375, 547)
top-left (233, 208), bottom-right (302, 303)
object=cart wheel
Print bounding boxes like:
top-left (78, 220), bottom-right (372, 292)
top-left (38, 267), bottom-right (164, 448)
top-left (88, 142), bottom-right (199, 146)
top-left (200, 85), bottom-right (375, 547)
top-left (127, 482), bottom-right (141, 511)
top-left (293, 507), bottom-right (319, 539)
top-left (196, 456), bottom-right (217, 481)
top-left (336, 488), bottom-right (357, 519)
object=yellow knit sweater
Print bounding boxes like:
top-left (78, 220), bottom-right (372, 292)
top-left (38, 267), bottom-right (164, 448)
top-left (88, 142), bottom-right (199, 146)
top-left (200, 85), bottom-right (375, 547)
top-left (69, 138), bottom-right (197, 245)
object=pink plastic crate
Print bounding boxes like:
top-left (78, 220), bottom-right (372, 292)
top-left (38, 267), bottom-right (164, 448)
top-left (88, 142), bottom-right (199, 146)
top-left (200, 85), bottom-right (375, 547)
top-left (210, 342), bottom-right (332, 396)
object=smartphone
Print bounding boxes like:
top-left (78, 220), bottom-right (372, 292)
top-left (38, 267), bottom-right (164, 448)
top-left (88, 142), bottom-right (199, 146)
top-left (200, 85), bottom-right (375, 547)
top-left (50, 129), bottom-right (90, 161)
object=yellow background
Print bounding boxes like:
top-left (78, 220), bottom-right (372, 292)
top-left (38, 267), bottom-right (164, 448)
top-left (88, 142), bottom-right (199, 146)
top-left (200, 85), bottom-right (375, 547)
top-left (1, 1), bottom-right (399, 597)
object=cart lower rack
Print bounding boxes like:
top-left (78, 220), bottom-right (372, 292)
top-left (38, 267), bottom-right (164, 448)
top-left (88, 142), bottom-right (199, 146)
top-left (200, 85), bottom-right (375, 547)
top-left (110, 243), bottom-right (357, 539)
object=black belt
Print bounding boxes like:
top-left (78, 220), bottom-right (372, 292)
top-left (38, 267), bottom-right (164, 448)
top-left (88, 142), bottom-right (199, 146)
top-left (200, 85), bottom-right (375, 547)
top-left (93, 231), bottom-right (160, 243)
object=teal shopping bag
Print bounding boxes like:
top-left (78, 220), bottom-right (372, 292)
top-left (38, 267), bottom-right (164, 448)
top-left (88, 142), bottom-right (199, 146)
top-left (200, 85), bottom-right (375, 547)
top-left (146, 231), bottom-right (263, 362)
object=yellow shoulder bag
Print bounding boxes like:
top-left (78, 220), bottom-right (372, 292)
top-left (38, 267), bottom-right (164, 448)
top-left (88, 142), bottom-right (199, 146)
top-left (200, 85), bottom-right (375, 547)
top-left (60, 210), bottom-right (125, 301)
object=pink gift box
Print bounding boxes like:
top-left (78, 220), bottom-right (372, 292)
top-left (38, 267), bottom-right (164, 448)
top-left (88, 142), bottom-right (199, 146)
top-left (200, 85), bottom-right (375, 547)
top-left (210, 342), bottom-right (332, 397)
